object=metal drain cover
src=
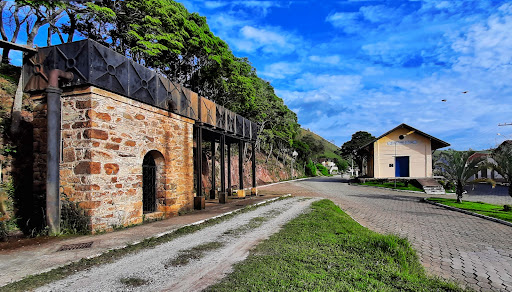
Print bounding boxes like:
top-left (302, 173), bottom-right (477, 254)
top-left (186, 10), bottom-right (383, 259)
top-left (57, 241), bottom-right (93, 252)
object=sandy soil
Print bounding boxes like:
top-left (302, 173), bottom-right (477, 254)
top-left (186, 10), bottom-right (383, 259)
top-left (36, 197), bottom-right (317, 292)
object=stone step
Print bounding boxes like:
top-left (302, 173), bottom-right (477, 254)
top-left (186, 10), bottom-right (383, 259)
top-left (423, 186), bottom-right (445, 195)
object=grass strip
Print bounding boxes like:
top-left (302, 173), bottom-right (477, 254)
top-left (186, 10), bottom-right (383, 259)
top-left (427, 198), bottom-right (512, 223)
top-left (206, 199), bottom-right (466, 292)
top-left (119, 276), bottom-right (148, 287)
top-left (358, 181), bottom-right (424, 192)
top-left (1, 195), bottom-right (291, 292)
top-left (165, 241), bottom-right (225, 267)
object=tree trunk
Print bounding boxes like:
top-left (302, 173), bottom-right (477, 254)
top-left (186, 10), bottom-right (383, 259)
top-left (265, 143), bottom-right (273, 163)
top-left (508, 183), bottom-right (512, 198)
top-left (10, 73), bottom-right (23, 135)
top-left (456, 180), bottom-right (463, 203)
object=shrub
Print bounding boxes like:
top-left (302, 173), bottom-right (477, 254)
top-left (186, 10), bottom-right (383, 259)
top-left (0, 180), bottom-right (18, 241)
top-left (315, 163), bottom-right (330, 176)
top-left (60, 199), bottom-right (90, 235)
top-left (504, 205), bottom-right (512, 212)
top-left (305, 159), bottom-right (317, 177)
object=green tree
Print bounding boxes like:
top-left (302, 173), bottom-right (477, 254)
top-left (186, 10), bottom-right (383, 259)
top-left (301, 134), bottom-right (325, 157)
top-left (490, 142), bottom-right (512, 197)
top-left (435, 149), bottom-right (486, 203)
top-left (338, 131), bottom-right (375, 172)
top-left (305, 159), bottom-right (317, 177)
top-left (72, 0), bottom-right (300, 153)
top-left (333, 158), bottom-right (349, 172)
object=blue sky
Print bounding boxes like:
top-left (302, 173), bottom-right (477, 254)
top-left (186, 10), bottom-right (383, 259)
top-left (179, 0), bottom-right (512, 150)
top-left (4, 1), bottom-right (512, 150)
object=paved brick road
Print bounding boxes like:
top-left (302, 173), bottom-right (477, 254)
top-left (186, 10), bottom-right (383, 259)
top-left (260, 177), bottom-right (512, 291)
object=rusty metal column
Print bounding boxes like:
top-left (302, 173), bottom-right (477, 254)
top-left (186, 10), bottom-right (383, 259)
top-left (45, 69), bottom-right (73, 235)
top-left (219, 134), bottom-right (226, 203)
top-left (227, 141), bottom-right (231, 195)
top-left (251, 142), bottom-right (257, 196)
top-left (239, 140), bottom-right (244, 192)
top-left (210, 138), bottom-right (216, 199)
top-left (194, 126), bottom-right (204, 209)
top-left (46, 87), bottom-right (63, 234)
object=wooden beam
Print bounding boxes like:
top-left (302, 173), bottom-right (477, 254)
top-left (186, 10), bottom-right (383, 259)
top-left (0, 40), bottom-right (37, 53)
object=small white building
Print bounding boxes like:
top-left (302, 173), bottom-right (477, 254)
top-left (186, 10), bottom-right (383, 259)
top-left (320, 160), bottom-right (338, 174)
top-left (359, 123), bottom-right (450, 178)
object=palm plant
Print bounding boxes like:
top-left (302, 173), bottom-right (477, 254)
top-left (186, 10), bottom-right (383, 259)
top-left (490, 144), bottom-right (512, 197)
top-left (435, 149), bottom-right (486, 203)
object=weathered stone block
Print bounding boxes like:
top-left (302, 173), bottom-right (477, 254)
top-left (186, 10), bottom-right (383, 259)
top-left (104, 163), bottom-right (119, 175)
top-left (84, 129), bottom-right (108, 140)
top-left (74, 161), bottom-right (101, 174)
top-left (79, 201), bottom-right (101, 209)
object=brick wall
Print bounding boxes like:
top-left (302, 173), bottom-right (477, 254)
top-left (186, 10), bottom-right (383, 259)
top-left (33, 86), bottom-right (195, 232)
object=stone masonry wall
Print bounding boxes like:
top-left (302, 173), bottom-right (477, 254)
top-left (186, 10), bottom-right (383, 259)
top-left (51, 86), bottom-right (194, 232)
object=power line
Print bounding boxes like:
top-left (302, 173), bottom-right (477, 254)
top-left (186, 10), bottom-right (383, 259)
top-left (498, 123), bottom-right (512, 126)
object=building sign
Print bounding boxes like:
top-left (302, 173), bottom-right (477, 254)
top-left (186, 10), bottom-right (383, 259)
top-left (387, 140), bottom-right (417, 145)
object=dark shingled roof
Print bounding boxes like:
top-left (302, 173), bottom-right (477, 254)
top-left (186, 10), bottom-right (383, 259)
top-left (359, 123), bottom-right (450, 151)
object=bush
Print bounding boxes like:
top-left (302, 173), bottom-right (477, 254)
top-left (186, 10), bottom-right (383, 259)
top-left (0, 180), bottom-right (18, 241)
top-left (305, 159), bottom-right (317, 177)
top-left (316, 163), bottom-right (330, 176)
top-left (504, 205), bottom-right (512, 212)
top-left (60, 199), bottom-right (90, 235)
top-left (438, 179), bottom-right (455, 192)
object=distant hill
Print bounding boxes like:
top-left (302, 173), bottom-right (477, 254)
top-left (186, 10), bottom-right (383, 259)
top-left (297, 128), bottom-right (343, 162)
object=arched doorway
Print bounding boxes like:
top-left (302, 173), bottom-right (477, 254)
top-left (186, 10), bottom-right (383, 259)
top-left (142, 153), bottom-right (157, 213)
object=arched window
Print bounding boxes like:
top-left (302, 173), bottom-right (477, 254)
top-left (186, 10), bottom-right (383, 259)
top-left (142, 153), bottom-right (157, 213)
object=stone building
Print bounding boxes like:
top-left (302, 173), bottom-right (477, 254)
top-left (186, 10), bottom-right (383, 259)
top-left (23, 39), bottom-right (258, 233)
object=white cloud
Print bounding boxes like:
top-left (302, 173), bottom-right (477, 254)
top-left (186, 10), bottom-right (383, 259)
top-left (451, 5), bottom-right (512, 71)
top-left (325, 12), bottom-right (361, 34)
top-left (208, 13), bottom-right (250, 31)
top-left (260, 62), bottom-right (301, 79)
top-left (359, 5), bottom-right (398, 23)
top-left (295, 73), bottom-right (362, 96)
top-left (308, 55), bottom-right (340, 65)
top-left (203, 1), bottom-right (228, 9)
top-left (229, 25), bottom-right (300, 55)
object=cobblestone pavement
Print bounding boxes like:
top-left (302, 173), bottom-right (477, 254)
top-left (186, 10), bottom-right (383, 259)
top-left (260, 177), bottom-right (512, 291)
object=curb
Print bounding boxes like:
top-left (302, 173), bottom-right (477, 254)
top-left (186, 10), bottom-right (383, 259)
top-left (258, 177), bottom-right (310, 188)
top-left (349, 183), bottom-right (425, 194)
top-left (422, 198), bottom-right (512, 228)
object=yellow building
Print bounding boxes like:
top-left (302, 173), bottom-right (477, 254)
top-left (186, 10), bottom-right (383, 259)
top-left (360, 124), bottom-right (450, 178)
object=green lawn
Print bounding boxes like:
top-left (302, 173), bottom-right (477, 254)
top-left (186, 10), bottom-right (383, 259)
top-left (206, 200), bottom-right (463, 292)
top-left (428, 198), bottom-right (512, 223)
top-left (359, 181), bottom-right (424, 192)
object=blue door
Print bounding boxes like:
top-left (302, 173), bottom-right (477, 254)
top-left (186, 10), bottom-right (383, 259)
top-left (395, 156), bottom-right (410, 177)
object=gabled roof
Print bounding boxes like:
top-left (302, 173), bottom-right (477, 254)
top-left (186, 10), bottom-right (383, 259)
top-left (468, 152), bottom-right (488, 162)
top-left (360, 123), bottom-right (450, 150)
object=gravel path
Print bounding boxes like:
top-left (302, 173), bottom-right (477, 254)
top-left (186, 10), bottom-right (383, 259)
top-left (36, 197), bottom-right (317, 292)
top-left (260, 176), bottom-right (512, 291)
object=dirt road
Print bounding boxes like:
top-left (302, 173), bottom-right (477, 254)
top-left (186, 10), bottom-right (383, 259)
top-left (36, 197), bottom-right (316, 292)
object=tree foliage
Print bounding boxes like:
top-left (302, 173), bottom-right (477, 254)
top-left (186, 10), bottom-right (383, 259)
top-left (490, 142), bottom-right (512, 197)
top-left (338, 131), bottom-right (375, 171)
top-left (1, 0), bottom-right (300, 153)
top-left (435, 149), bottom-right (486, 203)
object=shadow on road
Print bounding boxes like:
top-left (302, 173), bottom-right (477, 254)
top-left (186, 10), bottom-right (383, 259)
top-left (348, 193), bottom-right (422, 202)
top-left (305, 176), bottom-right (351, 183)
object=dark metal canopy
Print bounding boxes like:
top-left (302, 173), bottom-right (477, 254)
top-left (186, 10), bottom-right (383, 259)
top-left (22, 39), bottom-right (258, 141)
